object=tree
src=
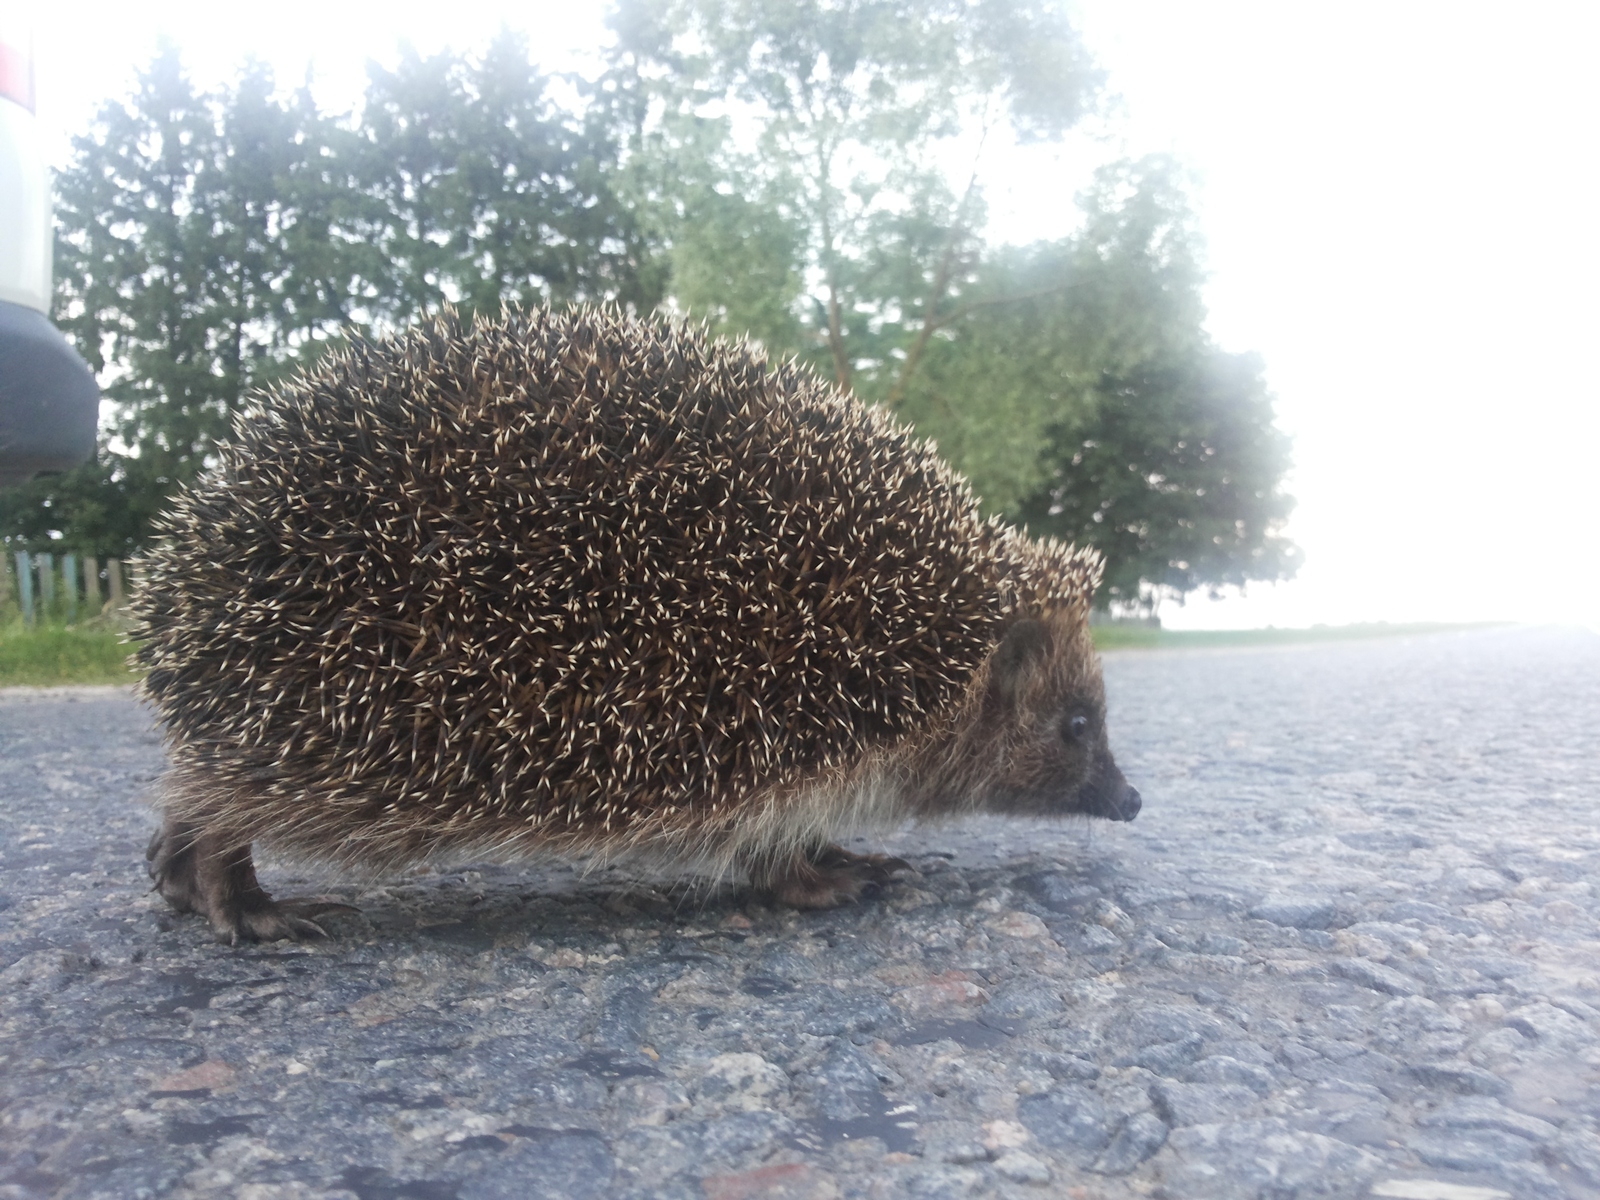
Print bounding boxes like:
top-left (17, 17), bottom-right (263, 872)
top-left (1016, 352), bottom-right (1299, 610)
top-left (606, 0), bottom-right (1102, 387)
top-left (2, 47), bottom-right (358, 556)
top-left (901, 157), bottom-right (1299, 609)
top-left (4, 35), bottom-right (661, 556)
top-left (356, 32), bottom-right (663, 321)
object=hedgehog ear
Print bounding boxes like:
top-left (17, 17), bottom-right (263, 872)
top-left (988, 619), bottom-right (1049, 709)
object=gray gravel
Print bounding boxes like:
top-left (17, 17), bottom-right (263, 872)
top-left (3, 625), bottom-right (1599, 1200)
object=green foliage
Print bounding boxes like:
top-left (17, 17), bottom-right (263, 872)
top-left (893, 157), bottom-right (1299, 608)
top-left (874, 157), bottom-right (1211, 501)
top-left (612, 101), bottom-right (806, 349)
top-left (4, 33), bottom-right (654, 558)
top-left (608, 0), bottom-right (1102, 379)
top-left (358, 33), bottom-right (661, 319)
top-left (0, 622), bottom-right (138, 686)
top-left (612, 3), bottom-right (1296, 608)
top-left (6, 46), bottom-right (368, 555)
top-left (668, 185), bottom-right (806, 350)
top-left (1016, 349), bottom-right (1299, 608)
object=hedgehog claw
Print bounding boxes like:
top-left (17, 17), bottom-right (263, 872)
top-left (148, 819), bottom-right (356, 944)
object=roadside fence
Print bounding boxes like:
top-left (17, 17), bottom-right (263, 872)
top-left (1, 552), bottom-right (132, 625)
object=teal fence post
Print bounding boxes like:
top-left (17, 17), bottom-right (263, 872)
top-left (62, 553), bottom-right (78, 622)
top-left (16, 551), bottom-right (33, 624)
top-left (37, 553), bottom-right (55, 616)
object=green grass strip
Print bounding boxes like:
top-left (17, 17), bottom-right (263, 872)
top-left (1091, 621), bottom-right (1506, 650)
top-left (0, 623), bottom-right (141, 686)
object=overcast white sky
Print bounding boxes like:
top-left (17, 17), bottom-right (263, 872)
top-left (29, 1), bottom-right (1600, 630)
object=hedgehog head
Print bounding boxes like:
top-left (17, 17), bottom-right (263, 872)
top-left (973, 609), bottom-right (1141, 823)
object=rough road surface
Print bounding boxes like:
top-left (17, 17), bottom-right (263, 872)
top-left (2, 625), bottom-right (1599, 1200)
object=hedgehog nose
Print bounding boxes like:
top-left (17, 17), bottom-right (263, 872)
top-left (1119, 787), bottom-right (1141, 821)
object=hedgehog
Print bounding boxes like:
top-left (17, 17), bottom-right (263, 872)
top-left (133, 306), bottom-right (1141, 943)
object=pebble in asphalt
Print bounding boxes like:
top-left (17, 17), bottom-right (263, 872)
top-left (1, 625), bottom-right (1598, 1200)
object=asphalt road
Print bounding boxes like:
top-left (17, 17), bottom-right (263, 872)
top-left (2, 625), bottom-right (1598, 1200)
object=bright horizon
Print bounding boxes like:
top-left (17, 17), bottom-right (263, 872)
top-left (29, 1), bottom-right (1600, 631)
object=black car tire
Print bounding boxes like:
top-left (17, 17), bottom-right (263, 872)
top-left (0, 299), bottom-right (100, 489)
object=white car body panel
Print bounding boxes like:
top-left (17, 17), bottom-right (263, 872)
top-left (0, 93), bottom-right (51, 313)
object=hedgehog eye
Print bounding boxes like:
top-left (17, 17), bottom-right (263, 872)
top-left (1065, 715), bottom-right (1090, 741)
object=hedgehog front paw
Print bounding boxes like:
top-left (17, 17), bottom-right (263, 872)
top-left (754, 844), bottom-right (914, 909)
top-left (146, 821), bottom-right (356, 944)
top-left (223, 894), bottom-right (355, 945)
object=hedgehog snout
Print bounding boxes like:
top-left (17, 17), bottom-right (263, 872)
top-left (1077, 779), bottom-right (1140, 821)
top-left (1076, 753), bottom-right (1141, 822)
top-left (1096, 783), bottom-right (1141, 821)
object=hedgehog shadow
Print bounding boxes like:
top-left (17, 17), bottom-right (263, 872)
top-left (254, 821), bottom-right (1134, 949)
top-left (260, 856), bottom-right (832, 945)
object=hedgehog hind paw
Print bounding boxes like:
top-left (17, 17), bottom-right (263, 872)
top-left (755, 844), bottom-right (914, 909)
top-left (146, 820), bottom-right (357, 944)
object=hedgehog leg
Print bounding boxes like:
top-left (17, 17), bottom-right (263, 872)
top-left (146, 820), bottom-right (353, 944)
top-left (752, 843), bottom-right (913, 909)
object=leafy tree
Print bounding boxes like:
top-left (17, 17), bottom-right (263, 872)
top-left (1017, 165), bottom-right (1298, 610)
top-left (2, 47), bottom-right (359, 556)
top-left (606, 0), bottom-right (1102, 386)
top-left (900, 158), bottom-right (1299, 608)
top-left (1016, 351), bottom-right (1299, 610)
top-left (356, 32), bottom-right (663, 321)
top-left (3, 34), bottom-right (660, 555)
top-left (613, 106), bottom-right (808, 352)
top-left (894, 156), bottom-right (1207, 509)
